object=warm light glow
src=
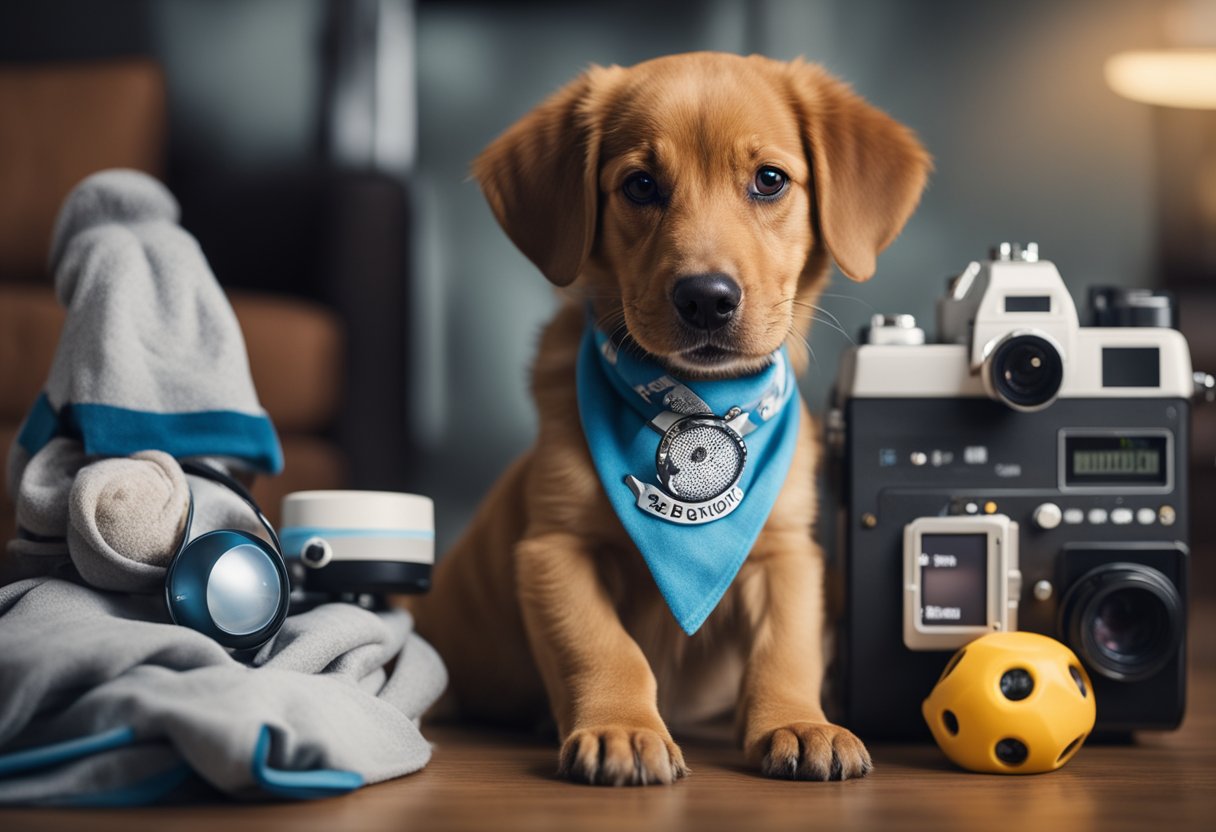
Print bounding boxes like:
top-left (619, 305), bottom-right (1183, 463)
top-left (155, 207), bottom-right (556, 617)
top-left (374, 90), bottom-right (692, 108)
top-left (1105, 49), bottom-right (1216, 109)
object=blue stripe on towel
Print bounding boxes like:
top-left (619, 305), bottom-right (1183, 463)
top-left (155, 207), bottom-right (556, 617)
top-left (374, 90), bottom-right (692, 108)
top-left (0, 725), bottom-right (136, 777)
top-left (14, 393), bottom-right (58, 458)
top-left (16, 393), bottom-right (283, 474)
top-left (251, 726), bottom-right (364, 799)
top-left (0, 725), bottom-right (194, 807)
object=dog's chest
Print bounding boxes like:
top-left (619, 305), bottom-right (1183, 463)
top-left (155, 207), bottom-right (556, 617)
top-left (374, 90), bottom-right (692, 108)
top-left (594, 536), bottom-right (752, 722)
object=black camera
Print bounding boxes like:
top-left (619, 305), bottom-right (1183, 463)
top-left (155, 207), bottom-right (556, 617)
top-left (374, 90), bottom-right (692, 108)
top-left (828, 243), bottom-right (1209, 738)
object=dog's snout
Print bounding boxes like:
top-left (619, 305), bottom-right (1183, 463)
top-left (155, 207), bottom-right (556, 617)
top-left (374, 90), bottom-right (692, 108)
top-left (672, 273), bottom-right (741, 331)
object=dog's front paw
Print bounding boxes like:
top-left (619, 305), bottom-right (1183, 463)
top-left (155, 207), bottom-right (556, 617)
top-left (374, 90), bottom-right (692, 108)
top-left (750, 722), bottom-right (872, 781)
top-left (559, 726), bottom-right (688, 786)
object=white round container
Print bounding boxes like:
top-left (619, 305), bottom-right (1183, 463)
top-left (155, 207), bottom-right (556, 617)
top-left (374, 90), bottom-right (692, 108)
top-left (280, 490), bottom-right (434, 594)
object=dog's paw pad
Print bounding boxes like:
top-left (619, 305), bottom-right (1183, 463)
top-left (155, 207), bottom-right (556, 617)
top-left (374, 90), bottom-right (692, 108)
top-left (559, 726), bottom-right (688, 786)
top-left (756, 722), bottom-right (872, 781)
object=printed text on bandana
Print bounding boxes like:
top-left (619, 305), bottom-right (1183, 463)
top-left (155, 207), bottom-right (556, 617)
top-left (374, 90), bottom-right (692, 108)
top-left (625, 476), bottom-right (745, 525)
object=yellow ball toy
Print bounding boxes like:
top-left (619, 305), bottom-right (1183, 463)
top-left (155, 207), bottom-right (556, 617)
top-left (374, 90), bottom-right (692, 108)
top-left (922, 632), bottom-right (1096, 774)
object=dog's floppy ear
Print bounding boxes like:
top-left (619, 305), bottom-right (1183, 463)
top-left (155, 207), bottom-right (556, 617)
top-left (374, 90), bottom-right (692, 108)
top-left (786, 61), bottom-right (931, 282)
top-left (472, 68), bottom-right (612, 287)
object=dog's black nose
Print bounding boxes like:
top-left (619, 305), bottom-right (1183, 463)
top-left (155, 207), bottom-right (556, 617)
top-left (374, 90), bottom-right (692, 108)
top-left (672, 273), bottom-right (741, 331)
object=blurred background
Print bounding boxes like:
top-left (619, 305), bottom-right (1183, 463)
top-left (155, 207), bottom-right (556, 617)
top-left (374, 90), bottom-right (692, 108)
top-left (1, 0), bottom-right (1213, 574)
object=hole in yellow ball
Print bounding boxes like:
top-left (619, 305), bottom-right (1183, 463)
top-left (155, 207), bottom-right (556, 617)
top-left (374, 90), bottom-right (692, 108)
top-left (1057, 733), bottom-right (1085, 764)
top-left (1000, 667), bottom-right (1034, 701)
top-left (942, 710), bottom-right (959, 736)
top-left (1069, 665), bottom-right (1088, 698)
top-left (995, 738), bottom-right (1028, 766)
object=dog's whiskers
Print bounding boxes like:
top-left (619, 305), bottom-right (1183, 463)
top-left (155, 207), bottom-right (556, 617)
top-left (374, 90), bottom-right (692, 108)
top-left (603, 316), bottom-right (647, 361)
top-left (807, 313), bottom-right (855, 345)
top-left (816, 292), bottom-right (878, 314)
top-left (587, 299), bottom-right (647, 360)
top-left (784, 323), bottom-right (818, 371)
top-left (773, 298), bottom-right (856, 346)
top-left (804, 303), bottom-right (852, 344)
top-left (595, 307), bottom-right (625, 332)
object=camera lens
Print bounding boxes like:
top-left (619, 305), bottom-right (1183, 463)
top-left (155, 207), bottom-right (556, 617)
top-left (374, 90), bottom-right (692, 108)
top-left (1091, 589), bottom-right (1169, 660)
top-left (989, 334), bottom-right (1064, 410)
top-left (1061, 564), bottom-right (1182, 682)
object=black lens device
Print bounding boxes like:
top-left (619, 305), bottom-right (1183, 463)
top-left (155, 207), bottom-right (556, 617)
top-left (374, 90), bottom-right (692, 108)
top-left (989, 333), bottom-right (1065, 410)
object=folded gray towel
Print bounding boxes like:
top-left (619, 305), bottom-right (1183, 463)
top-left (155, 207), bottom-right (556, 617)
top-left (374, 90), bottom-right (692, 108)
top-left (0, 577), bottom-right (447, 805)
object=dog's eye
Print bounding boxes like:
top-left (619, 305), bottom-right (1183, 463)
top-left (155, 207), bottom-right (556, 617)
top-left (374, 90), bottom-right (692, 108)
top-left (752, 167), bottom-right (788, 199)
top-left (623, 172), bottom-right (660, 205)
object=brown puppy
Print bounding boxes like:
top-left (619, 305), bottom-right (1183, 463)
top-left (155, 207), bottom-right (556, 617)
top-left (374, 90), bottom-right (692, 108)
top-left (412, 52), bottom-right (929, 785)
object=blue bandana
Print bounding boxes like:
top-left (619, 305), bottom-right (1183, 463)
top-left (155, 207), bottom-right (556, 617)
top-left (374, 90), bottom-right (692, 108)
top-left (576, 327), bottom-right (800, 634)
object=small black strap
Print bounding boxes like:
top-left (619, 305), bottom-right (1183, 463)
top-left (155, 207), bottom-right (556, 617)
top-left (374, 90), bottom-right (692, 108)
top-left (178, 459), bottom-right (283, 557)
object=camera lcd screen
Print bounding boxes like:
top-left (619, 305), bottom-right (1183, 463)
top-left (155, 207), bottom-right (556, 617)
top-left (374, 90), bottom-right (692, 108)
top-left (919, 534), bottom-right (987, 628)
top-left (1063, 433), bottom-right (1169, 487)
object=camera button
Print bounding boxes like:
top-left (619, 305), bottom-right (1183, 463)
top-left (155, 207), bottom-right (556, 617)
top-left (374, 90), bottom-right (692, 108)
top-left (1159, 506), bottom-right (1177, 527)
top-left (1111, 508), bottom-right (1134, 525)
top-left (1136, 507), bottom-right (1157, 525)
top-left (1063, 508), bottom-right (1085, 525)
top-left (1087, 508), bottom-right (1109, 525)
top-left (1033, 502), bottom-right (1063, 530)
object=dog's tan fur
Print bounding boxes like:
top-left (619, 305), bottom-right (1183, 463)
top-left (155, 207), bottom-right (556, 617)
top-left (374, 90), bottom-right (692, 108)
top-left (411, 53), bottom-right (930, 785)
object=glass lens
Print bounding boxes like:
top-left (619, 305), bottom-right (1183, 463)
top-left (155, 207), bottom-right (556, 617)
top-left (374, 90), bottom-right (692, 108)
top-left (1003, 343), bottom-right (1050, 394)
top-left (991, 334), bottom-right (1063, 408)
top-left (206, 544), bottom-right (283, 635)
top-left (1090, 587), bottom-right (1168, 661)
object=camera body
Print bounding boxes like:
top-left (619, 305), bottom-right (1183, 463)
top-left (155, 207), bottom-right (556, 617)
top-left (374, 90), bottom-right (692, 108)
top-left (829, 243), bottom-right (1200, 738)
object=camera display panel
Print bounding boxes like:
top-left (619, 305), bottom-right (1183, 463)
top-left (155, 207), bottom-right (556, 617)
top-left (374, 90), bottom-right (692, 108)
top-left (1062, 431), bottom-right (1170, 489)
top-left (919, 534), bottom-right (988, 627)
top-left (903, 514), bottom-right (1018, 651)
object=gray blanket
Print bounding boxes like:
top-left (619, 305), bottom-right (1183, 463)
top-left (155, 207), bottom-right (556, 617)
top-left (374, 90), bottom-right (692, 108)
top-left (0, 168), bottom-right (448, 805)
top-left (0, 577), bottom-right (447, 805)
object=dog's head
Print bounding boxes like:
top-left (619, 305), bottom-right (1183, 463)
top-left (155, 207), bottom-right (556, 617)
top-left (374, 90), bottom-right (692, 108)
top-left (474, 52), bottom-right (930, 378)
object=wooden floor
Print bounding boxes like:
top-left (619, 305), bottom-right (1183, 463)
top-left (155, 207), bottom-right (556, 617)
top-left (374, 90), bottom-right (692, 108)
top-left (5, 610), bottom-right (1215, 832)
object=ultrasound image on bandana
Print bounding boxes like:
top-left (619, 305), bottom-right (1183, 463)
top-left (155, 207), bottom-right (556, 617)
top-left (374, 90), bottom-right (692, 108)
top-left (665, 423), bottom-right (744, 501)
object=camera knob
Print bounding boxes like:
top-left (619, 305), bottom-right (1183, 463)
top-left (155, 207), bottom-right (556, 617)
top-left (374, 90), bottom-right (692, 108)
top-left (866, 314), bottom-right (925, 345)
top-left (991, 242), bottom-right (1039, 262)
top-left (1194, 372), bottom-right (1215, 404)
top-left (1033, 502), bottom-right (1063, 530)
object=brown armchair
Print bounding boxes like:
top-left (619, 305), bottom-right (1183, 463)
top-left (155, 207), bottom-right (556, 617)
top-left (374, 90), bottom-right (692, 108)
top-left (0, 59), bottom-right (347, 536)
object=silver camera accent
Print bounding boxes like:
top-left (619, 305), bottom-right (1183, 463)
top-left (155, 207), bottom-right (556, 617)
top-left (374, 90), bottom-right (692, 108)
top-left (903, 514), bottom-right (1021, 650)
